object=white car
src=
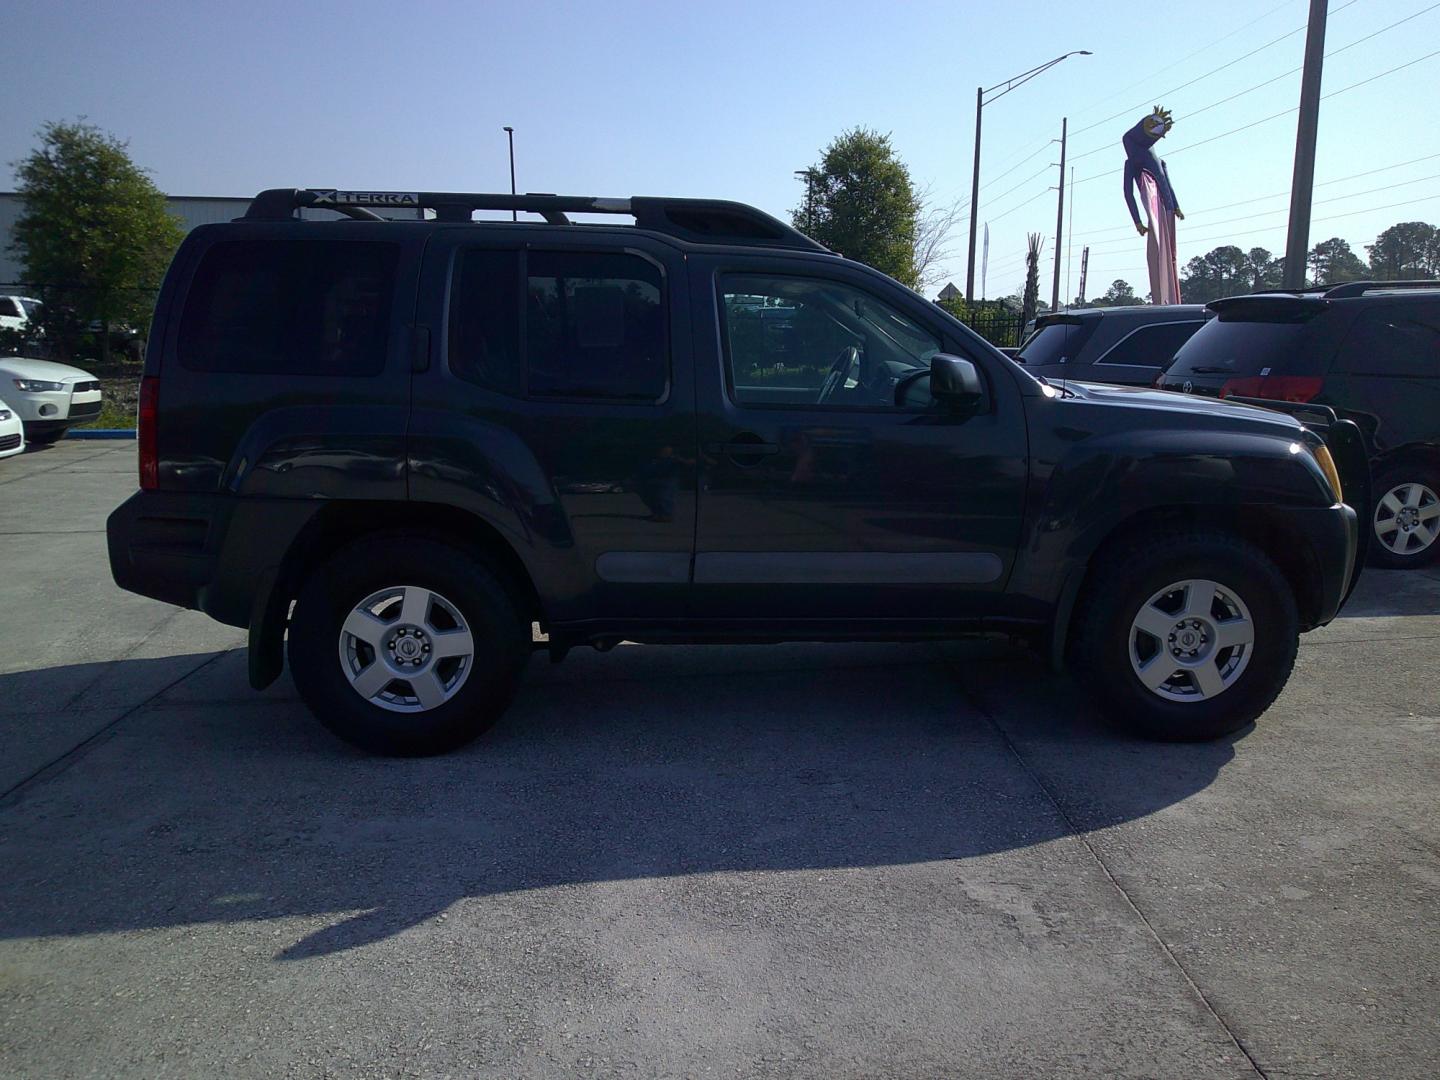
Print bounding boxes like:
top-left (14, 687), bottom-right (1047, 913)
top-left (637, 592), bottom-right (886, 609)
top-left (0, 296), bottom-right (43, 334)
top-left (0, 356), bottom-right (103, 444)
top-left (0, 395), bottom-right (24, 459)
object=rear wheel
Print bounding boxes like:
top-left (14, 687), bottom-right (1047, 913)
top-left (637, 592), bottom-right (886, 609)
top-left (288, 536), bottom-right (529, 755)
top-left (1070, 531), bottom-right (1299, 741)
top-left (1369, 464), bottom-right (1440, 569)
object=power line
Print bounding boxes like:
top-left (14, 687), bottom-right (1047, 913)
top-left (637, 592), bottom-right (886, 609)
top-left (1072, 46), bottom-right (1440, 189)
top-left (988, 187), bottom-right (1055, 225)
top-left (1066, 2), bottom-right (1440, 164)
top-left (979, 140), bottom-right (1055, 192)
top-left (1066, 0), bottom-right (1297, 122)
top-left (1084, 176), bottom-right (1440, 254)
top-left (1103, 192), bottom-right (1440, 253)
top-left (1071, 153), bottom-right (1440, 242)
top-left (1066, 1), bottom-right (1358, 139)
top-left (983, 165), bottom-right (1052, 207)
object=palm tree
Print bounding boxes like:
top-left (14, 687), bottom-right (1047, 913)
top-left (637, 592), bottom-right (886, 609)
top-left (1021, 233), bottom-right (1044, 325)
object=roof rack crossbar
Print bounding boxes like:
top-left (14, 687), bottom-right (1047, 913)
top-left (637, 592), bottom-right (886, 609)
top-left (241, 189), bottom-right (829, 252)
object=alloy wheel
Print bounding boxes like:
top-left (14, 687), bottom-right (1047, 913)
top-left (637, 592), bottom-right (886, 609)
top-left (337, 585), bottom-right (475, 712)
top-left (1128, 578), bottom-right (1255, 702)
top-left (1373, 482), bottom-right (1439, 557)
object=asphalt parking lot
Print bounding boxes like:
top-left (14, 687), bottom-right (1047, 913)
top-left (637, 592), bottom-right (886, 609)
top-left (2, 440), bottom-right (1438, 1079)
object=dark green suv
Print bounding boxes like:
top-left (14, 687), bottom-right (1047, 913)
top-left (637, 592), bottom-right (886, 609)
top-left (107, 189), bottom-right (1365, 755)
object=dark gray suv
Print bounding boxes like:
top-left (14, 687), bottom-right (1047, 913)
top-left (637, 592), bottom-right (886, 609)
top-left (1018, 305), bottom-right (1211, 387)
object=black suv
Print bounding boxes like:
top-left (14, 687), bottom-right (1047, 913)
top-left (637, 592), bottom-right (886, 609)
top-left (107, 188), bottom-right (1365, 755)
top-left (1157, 282), bottom-right (1440, 568)
top-left (1018, 304), bottom-right (1211, 387)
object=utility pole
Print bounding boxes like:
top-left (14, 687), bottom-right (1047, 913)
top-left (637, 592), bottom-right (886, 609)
top-left (1050, 117), bottom-right (1067, 312)
top-left (1065, 165), bottom-right (1075, 306)
top-left (1282, 0), bottom-right (1328, 288)
top-left (966, 86), bottom-right (983, 302)
top-left (1078, 246), bottom-right (1090, 306)
top-left (503, 126), bottom-right (517, 221)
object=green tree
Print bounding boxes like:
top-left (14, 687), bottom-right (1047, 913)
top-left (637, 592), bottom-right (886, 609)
top-left (1090, 279), bottom-right (1140, 308)
top-left (1366, 221), bottom-right (1437, 280)
top-left (1307, 237), bottom-right (1367, 284)
top-left (794, 128), bottom-right (920, 287)
top-left (9, 120), bottom-right (184, 361)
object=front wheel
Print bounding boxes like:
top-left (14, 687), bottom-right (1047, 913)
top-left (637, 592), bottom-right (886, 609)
top-left (1070, 532), bottom-right (1299, 741)
top-left (288, 536), bottom-right (529, 755)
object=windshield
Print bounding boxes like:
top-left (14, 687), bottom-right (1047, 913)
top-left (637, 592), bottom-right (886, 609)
top-left (18, 299), bottom-right (43, 318)
top-left (1017, 321), bottom-right (1096, 366)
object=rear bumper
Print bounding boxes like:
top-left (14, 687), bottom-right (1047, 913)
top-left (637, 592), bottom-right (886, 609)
top-left (107, 490), bottom-right (321, 628)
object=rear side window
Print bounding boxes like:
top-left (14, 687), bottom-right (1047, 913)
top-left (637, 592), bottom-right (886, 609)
top-left (1017, 321), bottom-right (1096, 366)
top-left (179, 239), bottom-right (398, 375)
top-left (449, 249), bottom-right (522, 395)
top-left (1336, 308), bottom-right (1440, 377)
top-left (0, 298), bottom-right (20, 318)
top-left (1097, 321), bottom-right (1203, 367)
top-left (526, 251), bottom-right (666, 401)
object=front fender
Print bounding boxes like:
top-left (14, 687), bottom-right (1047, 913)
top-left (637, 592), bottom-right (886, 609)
top-left (1012, 424), bottom-right (1335, 619)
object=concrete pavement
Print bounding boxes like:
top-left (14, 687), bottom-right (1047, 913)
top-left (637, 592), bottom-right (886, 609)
top-left (1, 440), bottom-right (1437, 1078)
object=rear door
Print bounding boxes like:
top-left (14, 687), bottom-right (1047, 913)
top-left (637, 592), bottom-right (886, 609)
top-left (1326, 301), bottom-right (1440, 456)
top-left (688, 253), bottom-right (1029, 623)
top-left (409, 228), bottom-right (697, 623)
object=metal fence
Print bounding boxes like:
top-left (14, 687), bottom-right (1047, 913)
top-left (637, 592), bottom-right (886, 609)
top-left (945, 305), bottom-right (1027, 349)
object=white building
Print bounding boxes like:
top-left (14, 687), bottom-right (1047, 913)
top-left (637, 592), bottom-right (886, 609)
top-left (0, 193), bottom-right (420, 288)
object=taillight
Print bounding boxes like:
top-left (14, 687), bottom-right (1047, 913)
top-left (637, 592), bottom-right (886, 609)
top-left (138, 375), bottom-right (159, 490)
top-left (1219, 375), bottom-right (1323, 403)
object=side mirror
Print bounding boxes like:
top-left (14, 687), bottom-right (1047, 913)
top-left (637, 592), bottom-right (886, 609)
top-left (930, 353), bottom-right (984, 408)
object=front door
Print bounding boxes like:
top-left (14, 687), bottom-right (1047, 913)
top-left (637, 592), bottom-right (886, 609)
top-left (690, 257), bottom-right (1029, 624)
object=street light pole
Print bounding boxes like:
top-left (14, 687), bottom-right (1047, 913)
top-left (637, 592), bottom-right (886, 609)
top-left (1282, 0), bottom-right (1328, 288)
top-left (965, 87), bottom-right (983, 303)
top-left (965, 50), bottom-right (1090, 303)
top-left (503, 126), bottom-right (517, 222)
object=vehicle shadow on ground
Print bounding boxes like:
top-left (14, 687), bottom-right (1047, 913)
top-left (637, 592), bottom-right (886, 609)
top-left (0, 639), bottom-right (1245, 961)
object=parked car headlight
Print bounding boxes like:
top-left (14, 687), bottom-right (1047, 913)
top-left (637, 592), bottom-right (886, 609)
top-left (12, 378), bottom-right (65, 392)
top-left (0, 409), bottom-right (11, 420)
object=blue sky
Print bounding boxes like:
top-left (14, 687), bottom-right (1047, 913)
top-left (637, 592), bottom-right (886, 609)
top-left (4, 0), bottom-right (1437, 300)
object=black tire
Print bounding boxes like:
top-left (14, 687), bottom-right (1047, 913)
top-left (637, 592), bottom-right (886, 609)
top-left (288, 535), bottom-right (529, 756)
top-left (1069, 531), bottom-right (1299, 742)
top-left (1367, 463), bottom-right (1440, 569)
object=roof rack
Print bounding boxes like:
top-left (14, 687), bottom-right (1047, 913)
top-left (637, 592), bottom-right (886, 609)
top-left (1320, 280), bottom-right (1440, 298)
top-left (1243, 280), bottom-right (1440, 301)
top-left (241, 189), bottom-right (830, 253)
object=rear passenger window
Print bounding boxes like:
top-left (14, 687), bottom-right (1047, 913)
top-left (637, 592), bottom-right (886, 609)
top-left (449, 249), bottom-right (522, 395)
top-left (1337, 309), bottom-right (1440, 377)
top-left (179, 239), bottom-right (398, 375)
top-left (526, 251), bottom-right (666, 401)
top-left (1097, 321), bottom-right (1202, 367)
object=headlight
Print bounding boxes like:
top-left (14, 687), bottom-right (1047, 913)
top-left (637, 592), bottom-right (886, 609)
top-left (13, 378), bottom-right (65, 392)
top-left (1313, 444), bottom-right (1343, 503)
top-left (0, 409), bottom-right (11, 420)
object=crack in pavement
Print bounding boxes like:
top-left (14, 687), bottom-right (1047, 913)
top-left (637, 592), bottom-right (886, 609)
top-left (952, 671), bottom-right (1271, 1080)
